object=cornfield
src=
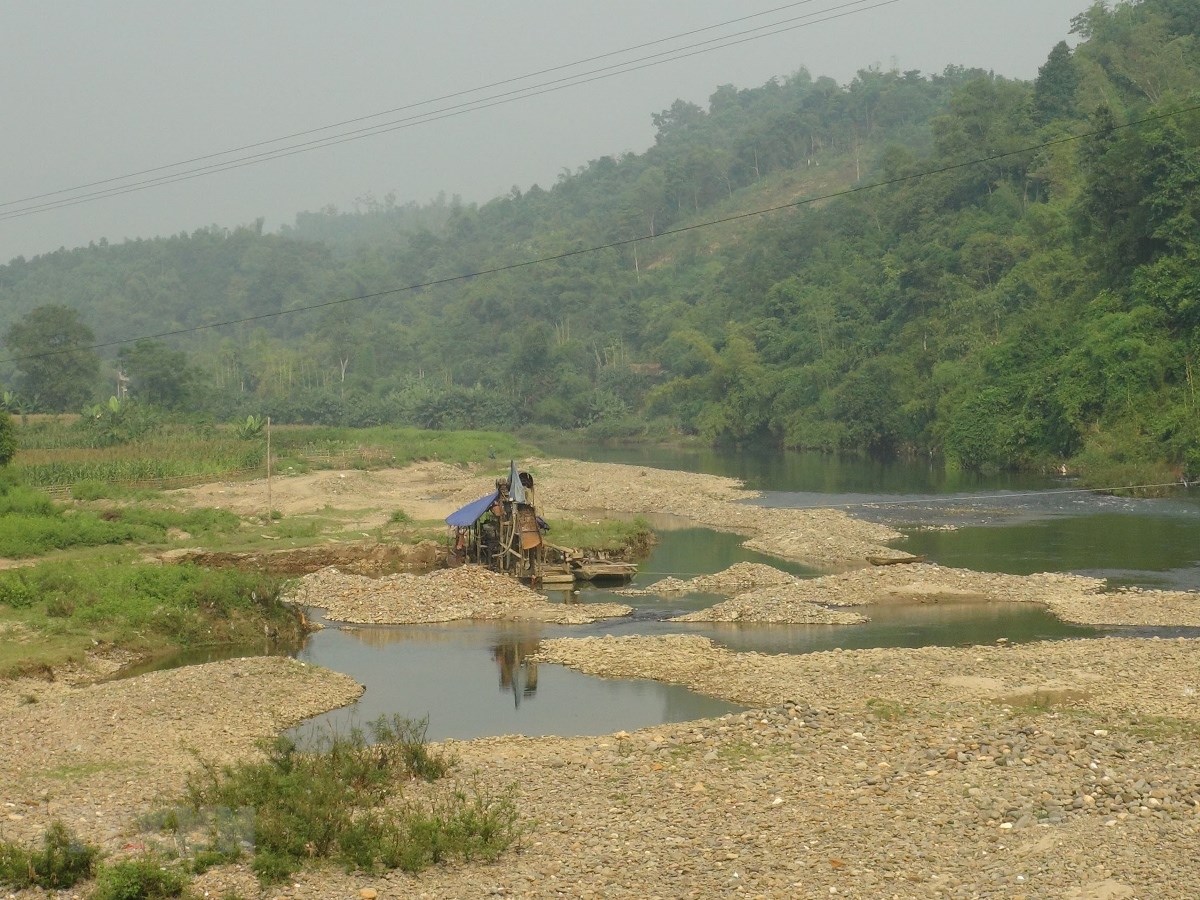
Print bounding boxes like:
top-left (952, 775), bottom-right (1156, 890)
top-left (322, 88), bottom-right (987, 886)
top-left (11, 423), bottom-right (532, 493)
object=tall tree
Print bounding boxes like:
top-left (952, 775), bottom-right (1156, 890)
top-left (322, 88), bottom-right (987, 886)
top-left (117, 339), bottom-right (195, 409)
top-left (1033, 41), bottom-right (1080, 124)
top-left (3, 305), bottom-right (100, 411)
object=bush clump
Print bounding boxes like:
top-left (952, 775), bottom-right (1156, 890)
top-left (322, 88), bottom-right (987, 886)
top-left (176, 715), bottom-right (519, 882)
top-left (92, 856), bottom-right (187, 900)
top-left (0, 822), bottom-right (99, 890)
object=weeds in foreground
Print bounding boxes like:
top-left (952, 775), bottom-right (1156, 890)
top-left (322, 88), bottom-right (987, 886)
top-left (91, 855), bottom-right (187, 900)
top-left (865, 697), bottom-right (912, 722)
top-left (0, 822), bottom-right (99, 890)
top-left (173, 715), bottom-right (519, 883)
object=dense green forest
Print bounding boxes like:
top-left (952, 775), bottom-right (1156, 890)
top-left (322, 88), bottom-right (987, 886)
top-left (1, 0), bottom-right (1198, 479)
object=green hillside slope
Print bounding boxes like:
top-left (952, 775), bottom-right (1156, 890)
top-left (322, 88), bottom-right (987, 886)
top-left (2, 0), bottom-right (1197, 480)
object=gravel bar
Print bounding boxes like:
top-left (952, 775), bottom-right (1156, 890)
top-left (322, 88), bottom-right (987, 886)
top-left (287, 564), bottom-right (632, 625)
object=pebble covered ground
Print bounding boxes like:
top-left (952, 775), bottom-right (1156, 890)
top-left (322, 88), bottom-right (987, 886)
top-left (0, 656), bottom-right (361, 852)
top-left (655, 561), bottom-right (1200, 628)
top-left (286, 564), bottom-right (633, 625)
top-left (179, 635), bottom-right (1200, 899)
top-left (5, 461), bottom-right (1200, 898)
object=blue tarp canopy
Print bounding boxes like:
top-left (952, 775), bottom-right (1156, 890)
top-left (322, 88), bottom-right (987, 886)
top-left (445, 491), bottom-right (499, 527)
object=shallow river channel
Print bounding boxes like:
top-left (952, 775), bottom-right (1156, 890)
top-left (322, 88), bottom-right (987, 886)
top-left (286, 448), bottom-right (1200, 743)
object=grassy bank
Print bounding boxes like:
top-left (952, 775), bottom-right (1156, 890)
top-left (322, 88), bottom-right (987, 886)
top-left (14, 419), bottom-right (537, 490)
top-left (549, 516), bottom-right (655, 557)
top-left (0, 559), bottom-right (301, 678)
top-left (0, 478), bottom-right (241, 558)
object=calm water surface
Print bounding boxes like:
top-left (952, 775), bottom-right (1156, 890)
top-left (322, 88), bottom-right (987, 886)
top-left (546, 443), bottom-right (1200, 590)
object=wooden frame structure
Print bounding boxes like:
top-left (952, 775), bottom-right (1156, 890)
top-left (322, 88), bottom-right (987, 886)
top-left (446, 463), bottom-right (545, 581)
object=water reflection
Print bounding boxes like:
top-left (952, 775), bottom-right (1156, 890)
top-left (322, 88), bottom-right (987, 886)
top-left (291, 621), bottom-right (743, 743)
top-left (491, 635), bottom-right (540, 707)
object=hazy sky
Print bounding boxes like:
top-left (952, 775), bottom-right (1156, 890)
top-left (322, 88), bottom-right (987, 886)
top-left (0, 0), bottom-right (1092, 263)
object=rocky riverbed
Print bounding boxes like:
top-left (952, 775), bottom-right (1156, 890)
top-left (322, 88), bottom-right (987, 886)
top-left (0, 656), bottom-right (361, 853)
top-left (642, 561), bottom-right (1200, 628)
top-left (188, 636), bottom-right (1200, 899)
top-left (286, 564), bottom-right (632, 625)
top-left (6, 459), bottom-right (1200, 898)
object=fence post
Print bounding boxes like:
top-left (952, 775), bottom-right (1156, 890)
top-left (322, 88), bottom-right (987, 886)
top-left (266, 417), bottom-right (272, 521)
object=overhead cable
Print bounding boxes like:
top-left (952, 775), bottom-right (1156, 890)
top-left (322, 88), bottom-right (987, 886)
top-left (3, 100), bottom-right (1198, 366)
top-left (0, 0), bottom-right (898, 221)
top-left (0, 0), bottom-right (838, 211)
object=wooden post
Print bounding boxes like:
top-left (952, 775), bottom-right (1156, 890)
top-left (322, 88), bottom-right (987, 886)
top-left (266, 416), bottom-right (272, 521)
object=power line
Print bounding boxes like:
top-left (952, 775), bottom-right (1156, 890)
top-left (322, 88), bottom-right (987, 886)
top-left (0, 0), bottom-right (835, 211)
top-left (0, 0), bottom-right (898, 222)
top-left (5, 100), bottom-right (1197, 367)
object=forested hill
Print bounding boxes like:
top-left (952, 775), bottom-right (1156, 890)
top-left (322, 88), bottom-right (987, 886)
top-left (2, 0), bottom-right (1198, 479)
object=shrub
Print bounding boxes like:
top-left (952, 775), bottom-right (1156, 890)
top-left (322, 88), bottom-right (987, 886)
top-left (0, 822), bottom-right (99, 890)
top-left (175, 716), bottom-right (517, 883)
top-left (0, 411), bottom-right (15, 466)
top-left (92, 856), bottom-right (187, 900)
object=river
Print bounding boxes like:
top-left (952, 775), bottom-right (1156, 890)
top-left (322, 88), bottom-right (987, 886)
top-left (290, 447), bottom-right (1200, 742)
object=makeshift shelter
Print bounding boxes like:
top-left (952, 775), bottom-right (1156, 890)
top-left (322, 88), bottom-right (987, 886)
top-left (445, 463), bottom-right (545, 580)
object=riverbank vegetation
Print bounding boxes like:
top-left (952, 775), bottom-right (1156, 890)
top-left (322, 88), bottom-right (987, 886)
top-left (2, 2), bottom-right (1196, 478)
top-left (9, 418), bottom-right (533, 491)
top-left (548, 516), bottom-right (655, 556)
top-left (0, 559), bottom-right (298, 678)
top-left (174, 716), bottom-right (519, 883)
top-left (0, 718), bottom-right (520, 893)
top-left (0, 823), bottom-right (99, 891)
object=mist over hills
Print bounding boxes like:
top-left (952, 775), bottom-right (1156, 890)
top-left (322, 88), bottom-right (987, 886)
top-left (2, 0), bottom-right (1198, 479)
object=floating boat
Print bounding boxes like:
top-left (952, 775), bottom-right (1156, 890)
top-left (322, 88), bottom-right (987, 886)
top-left (572, 561), bottom-right (638, 583)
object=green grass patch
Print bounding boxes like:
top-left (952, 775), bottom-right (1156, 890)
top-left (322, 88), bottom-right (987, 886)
top-left (549, 516), bottom-right (654, 554)
top-left (69, 480), bottom-right (165, 502)
top-left (1126, 714), bottom-right (1200, 742)
top-left (865, 697), bottom-right (913, 722)
top-left (0, 560), bottom-right (300, 678)
top-left (0, 479), bottom-right (241, 558)
top-left (12, 424), bottom-right (538, 517)
top-left (92, 855), bottom-right (187, 900)
top-left (175, 716), bottom-right (518, 883)
top-left (0, 822), bottom-right (100, 890)
top-left (260, 517), bottom-right (324, 540)
top-left (41, 761), bottom-right (125, 780)
top-left (714, 739), bottom-right (789, 768)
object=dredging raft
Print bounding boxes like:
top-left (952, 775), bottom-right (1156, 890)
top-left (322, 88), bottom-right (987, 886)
top-left (445, 462), bottom-right (636, 587)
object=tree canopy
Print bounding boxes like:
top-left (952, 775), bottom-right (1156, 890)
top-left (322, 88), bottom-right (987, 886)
top-left (3, 305), bottom-right (100, 411)
top-left (1, 0), bottom-right (1197, 477)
